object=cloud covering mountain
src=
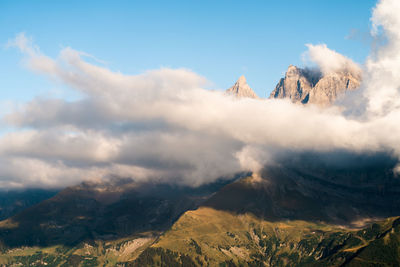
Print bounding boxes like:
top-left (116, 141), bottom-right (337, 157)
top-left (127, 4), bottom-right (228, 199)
top-left (1, 0), bottom-right (400, 188)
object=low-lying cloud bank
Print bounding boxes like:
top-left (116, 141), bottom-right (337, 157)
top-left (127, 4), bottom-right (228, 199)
top-left (1, 0), bottom-right (400, 188)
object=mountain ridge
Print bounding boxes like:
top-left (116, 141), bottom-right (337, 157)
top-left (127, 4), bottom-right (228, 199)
top-left (269, 65), bottom-right (361, 106)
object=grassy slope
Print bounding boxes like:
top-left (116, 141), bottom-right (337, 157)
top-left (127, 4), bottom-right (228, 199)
top-left (0, 233), bottom-right (157, 266)
top-left (1, 207), bottom-right (399, 266)
top-left (133, 207), bottom-right (400, 266)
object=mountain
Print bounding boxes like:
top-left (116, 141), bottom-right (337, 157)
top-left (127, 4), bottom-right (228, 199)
top-left (2, 74), bottom-right (399, 267)
top-left (203, 151), bottom-right (400, 225)
top-left (127, 151), bottom-right (400, 266)
top-left (0, 176), bottom-right (239, 249)
top-left (269, 65), bottom-right (317, 104)
top-left (270, 65), bottom-right (361, 106)
top-left (0, 188), bottom-right (59, 220)
top-left (226, 76), bottom-right (259, 99)
top-left (1, 152), bottom-right (400, 266)
top-left (131, 208), bottom-right (400, 266)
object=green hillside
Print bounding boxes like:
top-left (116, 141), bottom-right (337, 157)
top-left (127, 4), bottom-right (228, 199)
top-left (0, 207), bottom-right (399, 266)
top-left (129, 207), bottom-right (400, 266)
top-left (0, 233), bottom-right (156, 266)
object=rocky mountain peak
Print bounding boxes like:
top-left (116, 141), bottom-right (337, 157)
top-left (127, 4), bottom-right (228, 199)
top-left (269, 65), bottom-right (361, 106)
top-left (286, 64), bottom-right (301, 76)
top-left (226, 76), bottom-right (259, 99)
top-left (269, 65), bottom-right (313, 103)
top-left (237, 75), bottom-right (247, 85)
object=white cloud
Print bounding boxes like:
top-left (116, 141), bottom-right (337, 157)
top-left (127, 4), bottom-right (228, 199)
top-left (2, 0), bottom-right (400, 188)
top-left (303, 44), bottom-right (362, 76)
top-left (364, 0), bottom-right (400, 116)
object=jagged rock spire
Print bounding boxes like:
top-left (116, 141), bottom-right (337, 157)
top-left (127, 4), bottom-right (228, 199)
top-left (226, 76), bottom-right (259, 99)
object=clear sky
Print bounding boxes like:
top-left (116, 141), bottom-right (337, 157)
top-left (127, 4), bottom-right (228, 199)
top-left (0, 0), bottom-right (376, 101)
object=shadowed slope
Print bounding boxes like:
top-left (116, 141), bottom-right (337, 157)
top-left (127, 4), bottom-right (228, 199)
top-left (203, 151), bottom-right (400, 225)
top-left (0, 189), bottom-right (59, 220)
top-left (0, 177), bottom-right (240, 248)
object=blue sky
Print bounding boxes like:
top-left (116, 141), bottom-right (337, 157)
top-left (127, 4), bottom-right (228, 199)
top-left (1, 0), bottom-right (376, 101)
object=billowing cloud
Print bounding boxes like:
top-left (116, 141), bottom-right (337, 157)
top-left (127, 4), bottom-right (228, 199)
top-left (365, 0), bottom-right (400, 116)
top-left (1, 0), bottom-right (400, 188)
top-left (303, 44), bottom-right (362, 76)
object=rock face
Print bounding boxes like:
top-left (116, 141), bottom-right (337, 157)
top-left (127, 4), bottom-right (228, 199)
top-left (269, 65), bottom-right (361, 106)
top-left (226, 76), bottom-right (259, 99)
top-left (269, 65), bottom-right (318, 103)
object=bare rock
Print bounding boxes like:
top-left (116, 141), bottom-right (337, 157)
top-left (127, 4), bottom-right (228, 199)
top-left (226, 76), bottom-right (259, 99)
top-left (270, 65), bottom-right (361, 106)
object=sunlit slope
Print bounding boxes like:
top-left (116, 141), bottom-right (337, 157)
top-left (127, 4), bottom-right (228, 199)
top-left (130, 207), bottom-right (400, 266)
top-left (1, 207), bottom-right (399, 266)
top-left (0, 234), bottom-right (156, 266)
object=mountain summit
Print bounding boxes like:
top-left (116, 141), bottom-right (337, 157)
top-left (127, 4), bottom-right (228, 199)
top-left (270, 65), bottom-right (361, 106)
top-left (269, 65), bottom-right (317, 104)
top-left (226, 75), bottom-right (259, 99)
